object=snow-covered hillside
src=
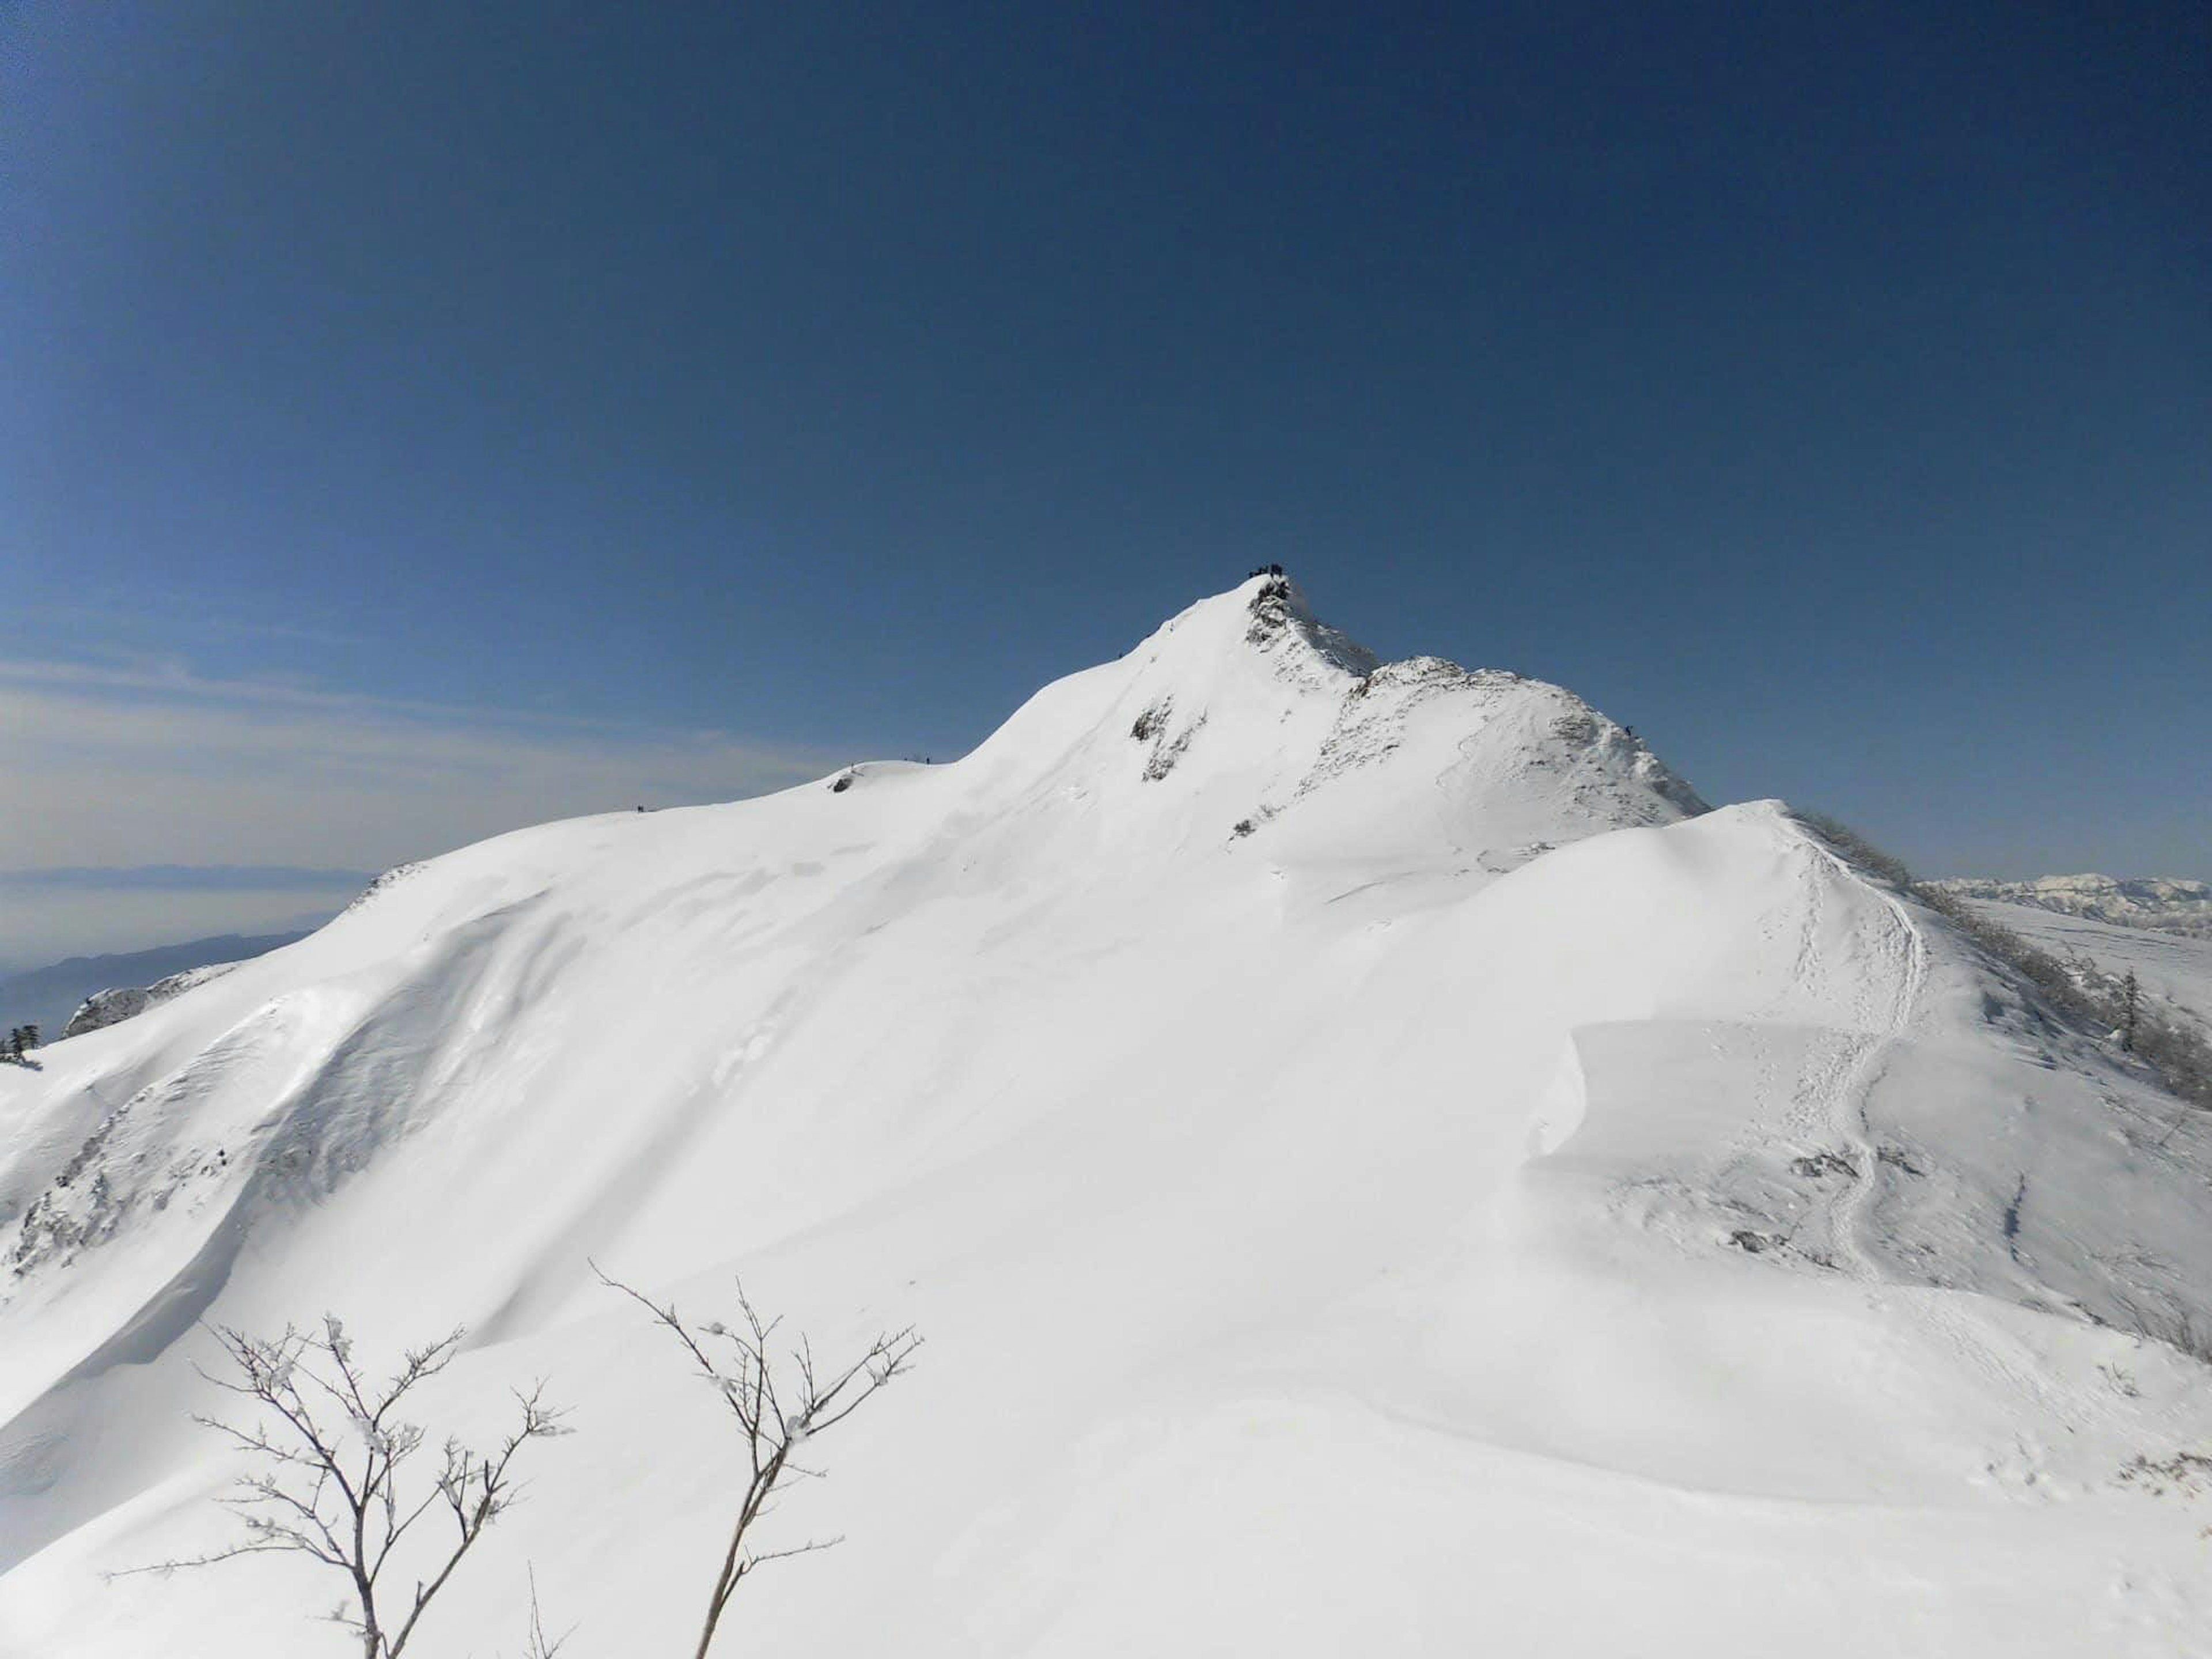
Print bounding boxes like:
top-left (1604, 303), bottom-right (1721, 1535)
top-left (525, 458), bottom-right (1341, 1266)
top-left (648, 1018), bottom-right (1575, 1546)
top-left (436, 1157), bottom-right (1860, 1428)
top-left (1945, 897), bottom-right (2212, 1040)
top-left (5, 576), bottom-right (2212, 1657)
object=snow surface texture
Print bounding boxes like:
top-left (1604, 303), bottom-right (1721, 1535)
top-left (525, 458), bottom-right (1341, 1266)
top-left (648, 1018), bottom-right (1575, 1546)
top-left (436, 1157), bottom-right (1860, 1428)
top-left (1934, 874), bottom-right (2212, 940)
top-left (5, 576), bottom-right (2212, 1657)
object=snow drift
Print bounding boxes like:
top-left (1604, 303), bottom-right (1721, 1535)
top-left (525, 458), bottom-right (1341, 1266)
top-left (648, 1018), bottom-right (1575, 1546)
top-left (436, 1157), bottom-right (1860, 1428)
top-left (5, 575), bottom-right (2212, 1657)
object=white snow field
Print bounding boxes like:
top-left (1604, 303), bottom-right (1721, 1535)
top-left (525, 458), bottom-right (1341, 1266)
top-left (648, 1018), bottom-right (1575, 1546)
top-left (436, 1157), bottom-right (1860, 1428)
top-left (5, 576), bottom-right (2212, 1657)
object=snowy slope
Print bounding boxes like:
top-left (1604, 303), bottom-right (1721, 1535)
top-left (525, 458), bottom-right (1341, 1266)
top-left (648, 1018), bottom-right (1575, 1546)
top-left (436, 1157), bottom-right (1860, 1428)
top-left (5, 577), bottom-right (2212, 1658)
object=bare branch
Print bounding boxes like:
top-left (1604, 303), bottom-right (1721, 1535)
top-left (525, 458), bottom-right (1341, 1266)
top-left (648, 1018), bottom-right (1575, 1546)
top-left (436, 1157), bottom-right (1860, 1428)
top-left (128, 1316), bottom-right (563, 1659)
top-left (595, 1264), bottom-right (918, 1659)
top-left (520, 1565), bottom-right (574, 1659)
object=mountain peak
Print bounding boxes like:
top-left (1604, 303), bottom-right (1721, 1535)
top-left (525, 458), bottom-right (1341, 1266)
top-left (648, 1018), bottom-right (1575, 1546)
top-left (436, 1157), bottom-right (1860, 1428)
top-left (957, 571), bottom-right (1701, 867)
top-left (1126, 570), bottom-right (1375, 692)
top-left (1238, 571), bottom-right (1380, 680)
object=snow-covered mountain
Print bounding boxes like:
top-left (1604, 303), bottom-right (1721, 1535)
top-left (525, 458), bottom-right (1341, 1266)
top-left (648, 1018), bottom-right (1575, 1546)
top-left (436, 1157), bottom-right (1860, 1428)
top-left (5, 575), bottom-right (2212, 1657)
top-left (1932, 874), bottom-right (2212, 940)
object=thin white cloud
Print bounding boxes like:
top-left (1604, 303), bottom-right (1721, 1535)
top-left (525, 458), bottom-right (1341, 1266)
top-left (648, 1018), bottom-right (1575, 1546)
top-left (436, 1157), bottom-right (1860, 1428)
top-left (31, 588), bottom-right (371, 652)
top-left (0, 651), bottom-right (847, 901)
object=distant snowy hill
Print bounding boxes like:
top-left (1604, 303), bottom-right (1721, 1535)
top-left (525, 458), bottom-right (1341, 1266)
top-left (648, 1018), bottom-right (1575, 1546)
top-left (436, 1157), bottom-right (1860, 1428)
top-left (1932, 873), bottom-right (2212, 939)
top-left (5, 577), bottom-right (2212, 1658)
top-left (0, 933), bottom-right (310, 1048)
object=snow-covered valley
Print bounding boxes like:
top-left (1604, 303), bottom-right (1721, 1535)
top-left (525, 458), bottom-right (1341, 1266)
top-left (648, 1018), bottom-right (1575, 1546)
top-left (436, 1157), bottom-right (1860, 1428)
top-left (5, 576), bottom-right (2212, 1657)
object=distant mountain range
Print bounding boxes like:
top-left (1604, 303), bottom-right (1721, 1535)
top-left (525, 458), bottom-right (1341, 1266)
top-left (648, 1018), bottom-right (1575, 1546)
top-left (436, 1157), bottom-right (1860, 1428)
top-left (0, 931), bottom-right (311, 1042)
top-left (1930, 873), bottom-right (2212, 938)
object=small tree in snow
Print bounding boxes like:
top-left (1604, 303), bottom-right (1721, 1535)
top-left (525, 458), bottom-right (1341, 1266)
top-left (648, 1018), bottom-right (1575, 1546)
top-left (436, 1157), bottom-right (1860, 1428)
top-left (2122, 969), bottom-right (2141, 1053)
top-left (594, 1267), bottom-right (919, 1659)
top-left (126, 1318), bottom-right (566, 1659)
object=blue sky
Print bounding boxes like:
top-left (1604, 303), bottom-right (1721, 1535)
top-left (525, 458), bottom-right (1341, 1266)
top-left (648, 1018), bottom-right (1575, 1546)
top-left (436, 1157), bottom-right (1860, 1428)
top-left (3, 1), bottom-right (2206, 966)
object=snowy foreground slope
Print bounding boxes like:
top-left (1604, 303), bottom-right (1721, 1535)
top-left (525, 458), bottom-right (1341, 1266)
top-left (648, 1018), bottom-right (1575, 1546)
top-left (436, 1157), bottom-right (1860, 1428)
top-left (6, 577), bottom-right (2212, 1658)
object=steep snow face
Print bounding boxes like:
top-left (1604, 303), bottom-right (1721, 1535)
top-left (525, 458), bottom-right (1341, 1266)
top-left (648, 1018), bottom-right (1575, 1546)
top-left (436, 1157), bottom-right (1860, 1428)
top-left (1934, 874), bottom-right (2212, 939)
top-left (4, 578), bottom-right (2212, 1658)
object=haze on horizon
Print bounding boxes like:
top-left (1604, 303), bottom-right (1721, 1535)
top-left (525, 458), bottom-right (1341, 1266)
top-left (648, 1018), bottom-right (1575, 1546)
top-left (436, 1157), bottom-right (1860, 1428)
top-left (3, 0), bottom-right (2205, 968)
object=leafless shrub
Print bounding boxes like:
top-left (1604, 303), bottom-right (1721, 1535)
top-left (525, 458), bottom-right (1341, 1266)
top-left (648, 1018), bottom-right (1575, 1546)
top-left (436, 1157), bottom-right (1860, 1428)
top-left (1796, 812), bottom-right (1916, 891)
top-left (120, 1317), bottom-right (566, 1659)
top-left (594, 1267), bottom-right (918, 1659)
top-left (2119, 1448), bottom-right (2212, 1497)
top-left (2131, 1005), bottom-right (2212, 1112)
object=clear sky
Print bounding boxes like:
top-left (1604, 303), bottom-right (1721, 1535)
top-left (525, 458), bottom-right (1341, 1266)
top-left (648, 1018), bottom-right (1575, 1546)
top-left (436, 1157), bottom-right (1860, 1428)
top-left (3, 1), bottom-right (2206, 967)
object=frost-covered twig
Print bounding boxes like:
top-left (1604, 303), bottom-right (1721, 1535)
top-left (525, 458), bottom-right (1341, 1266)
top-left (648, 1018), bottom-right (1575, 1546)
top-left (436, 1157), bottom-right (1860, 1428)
top-left (592, 1264), bottom-right (918, 1659)
top-left (117, 1316), bottom-right (566, 1659)
top-left (520, 1563), bottom-right (574, 1658)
